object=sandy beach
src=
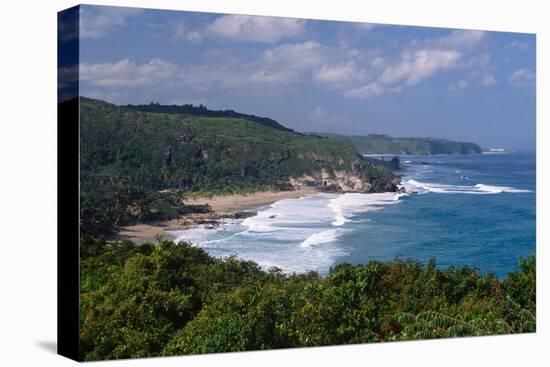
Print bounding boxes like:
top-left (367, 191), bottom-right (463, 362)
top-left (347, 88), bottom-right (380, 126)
top-left (110, 188), bottom-right (319, 244)
top-left (184, 187), bottom-right (319, 213)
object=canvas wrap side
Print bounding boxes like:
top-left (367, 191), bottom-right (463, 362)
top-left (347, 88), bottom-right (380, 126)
top-left (57, 5), bottom-right (80, 362)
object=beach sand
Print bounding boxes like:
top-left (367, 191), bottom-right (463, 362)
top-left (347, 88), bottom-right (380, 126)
top-left (110, 188), bottom-right (319, 244)
top-left (184, 187), bottom-right (319, 213)
top-left (109, 223), bottom-right (178, 244)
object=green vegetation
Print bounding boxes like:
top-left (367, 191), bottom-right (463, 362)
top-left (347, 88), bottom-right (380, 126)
top-left (77, 98), bottom-right (516, 362)
top-left (318, 133), bottom-right (482, 155)
top-left (80, 97), bottom-right (395, 237)
top-left (80, 239), bottom-right (535, 361)
top-left (123, 102), bottom-right (295, 132)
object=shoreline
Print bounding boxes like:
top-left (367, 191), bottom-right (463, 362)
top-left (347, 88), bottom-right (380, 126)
top-left (184, 187), bottom-right (319, 213)
top-left (109, 187), bottom-right (320, 244)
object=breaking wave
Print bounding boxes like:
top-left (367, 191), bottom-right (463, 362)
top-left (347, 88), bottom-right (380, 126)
top-left (168, 192), bottom-right (402, 274)
top-left (300, 229), bottom-right (340, 247)
top-left (405, 179), bottom-right (531, 195)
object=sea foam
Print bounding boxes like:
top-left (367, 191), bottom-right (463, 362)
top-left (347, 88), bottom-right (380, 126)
top-left (328, 192), bottom-right (398, 225)
top-left (300, 228), bottom-right (340, 247)
top-left (405, 179), bottom-right (531, 195)
top-left (167, 192), bottom-right (401, 274)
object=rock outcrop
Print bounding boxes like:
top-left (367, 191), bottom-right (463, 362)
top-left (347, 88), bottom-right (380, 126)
top-left (289, 169), bottom-right (399, 193)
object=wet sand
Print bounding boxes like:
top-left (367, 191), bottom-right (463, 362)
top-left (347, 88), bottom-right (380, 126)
top-left (184, 187), bottom-right (319, 213)
top-left (110, 188), bottom-right (319, 244)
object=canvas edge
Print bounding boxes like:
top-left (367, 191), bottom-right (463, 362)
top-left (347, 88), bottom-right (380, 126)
top-left (57, 4), bottom-right (81, 362)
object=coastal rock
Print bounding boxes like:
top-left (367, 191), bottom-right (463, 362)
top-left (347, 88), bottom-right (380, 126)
top-left (289, 175), bottom-right (317, 188)
top-left (371, 176), bottom-right (400, 193)
top-left (168, 210), bottom-right (256, 230)
top-left (289, 169), bottom-right (398, 193)
top-left (233, 211), bottom-right (255, 219)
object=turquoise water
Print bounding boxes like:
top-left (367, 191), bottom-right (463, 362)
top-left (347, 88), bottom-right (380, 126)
top-left (170, 152), bottom-right (535, 277)
top-left (341, 152), bottom-right (536, 277)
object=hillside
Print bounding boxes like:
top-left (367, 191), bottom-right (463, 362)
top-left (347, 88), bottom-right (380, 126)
top-left (79, 97), bottom-right (398, 236)
top-left (80, 239), bottom-right (535, 360)
top-left (318, 133), bottom-right (482, 155)
top-left (123, 102), bottom-right (295, 132)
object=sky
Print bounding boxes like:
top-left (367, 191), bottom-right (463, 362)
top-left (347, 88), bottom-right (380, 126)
top-left (70, 5), bottom-right (536, 150)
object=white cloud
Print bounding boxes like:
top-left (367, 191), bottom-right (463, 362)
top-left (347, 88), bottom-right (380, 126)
top-left (508, 68), bottom-right (535, 86)
top-left (370, 56), bottom-right (386, 69)
top-left (80, 59), bottom-right (178, 87)
top-left (78, 26), bottom-right (496, 102)
top-left (431, 30), bottom-right (486, 51)
top-left (379, 49), bottom-right (461, 87)
top-left (205, 15), bottom-right (305, 43)
top-left (345, 29), bottom-right (487, 99)
top-left (345, 82), bottom-right (402, 99)
top-left (448, 79), bottom-right (468, 91)
top-left (78, 42), bottom-right (326, 95)
top-left (253, 42), bottom-right (379, 89)
top-left (171, 22), bottom-right (203, 42)
top-left (251, 41), bottom-right (326, 84)
top-left (80, 6), bottom-right (142, 39)
top-left (79, 44), bottom-right (324, 96)
top-left (465, 53), bottom-right (492, 70)
top-left (262, 41), bottom-right (324, 68)
top-left (310, 106), bottom-right (328, 121)
top-left (313, 61), bottom-right (365, 85)
top-left (462, 54), bottom-right (498, 87)
top-left (480, 74), bottom-right (498, 87)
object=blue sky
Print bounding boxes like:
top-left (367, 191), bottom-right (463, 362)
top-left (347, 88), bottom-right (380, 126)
top-left (74, 5), bottom-right (536, 150)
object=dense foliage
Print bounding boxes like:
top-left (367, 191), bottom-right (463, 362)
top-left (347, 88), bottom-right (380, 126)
top-left (124, 102), bottom-right (295, 132)
top-left (319, 133), bottom-right (482, 155)
top-left (80, 185), bottom-right (210, 238)
top-left (80, 240), bottom-right (535, 361)
top-left (79, 97), bottom-right (395, 236)
top-left (81, 97), bottom-right (391, 192)
top-left (77, 97), bottom-right (516, 362)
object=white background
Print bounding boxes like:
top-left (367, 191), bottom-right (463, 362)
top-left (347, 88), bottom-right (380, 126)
top-left (0, 0), bottom-right (547, 365)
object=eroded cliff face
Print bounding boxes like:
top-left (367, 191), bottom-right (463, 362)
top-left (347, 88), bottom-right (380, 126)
top-left (289, 168), bottom-right (400, 193)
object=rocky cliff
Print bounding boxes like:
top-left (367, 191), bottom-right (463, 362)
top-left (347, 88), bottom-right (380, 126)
top-left (80, 97), bottom-right (399, 196)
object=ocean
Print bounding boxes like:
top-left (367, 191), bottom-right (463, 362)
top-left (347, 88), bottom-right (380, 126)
top-left (169, 152), bottom-right (536, 278)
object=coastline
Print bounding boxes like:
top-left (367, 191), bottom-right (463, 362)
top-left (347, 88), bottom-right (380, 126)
top-left (184, 187), bottom-right (319, 213)
top-left (109, 187), bottom-right (319, 244)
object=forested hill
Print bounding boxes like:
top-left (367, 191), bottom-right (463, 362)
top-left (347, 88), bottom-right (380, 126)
top-left (124, 102), bottom-right (294, 132)
top-left (318, 133), bottom-right (482, 155)
top-left (79, 97), bottom-right (397, 236)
